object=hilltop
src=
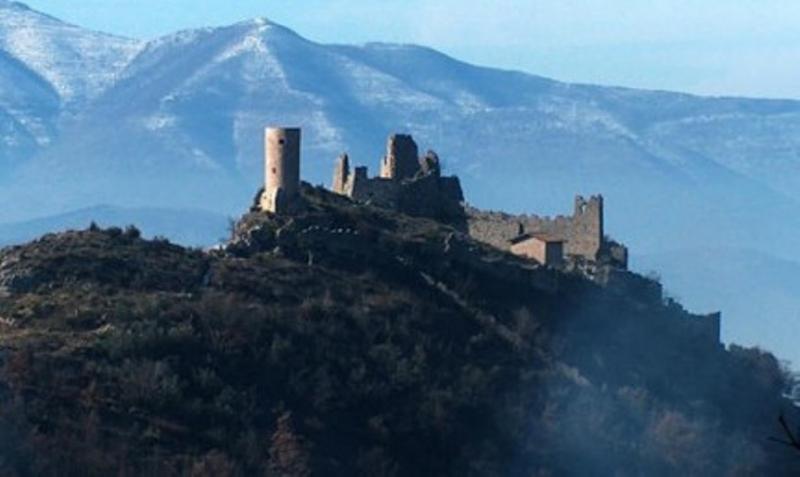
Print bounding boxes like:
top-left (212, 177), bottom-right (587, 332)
top-left (2, 2), bottom-right (800, 366)
top-left (0, 184), bottom-right (796, 476)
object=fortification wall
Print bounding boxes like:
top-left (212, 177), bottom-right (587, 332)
top-left (346, 167), bottom-right (401, 209)
top-left (380, 134), bottom-right (419, 180)
top-left (398, 174), bottom-right (464, 220)
top-left (467, 195), bottom-right (605, 262)
top-left (467, 209), bottom-right (573, 251)
top-left (569, 196), bottom-right (603, 259)
top-left (686, 312), bottom-right (722, 345)
top-left (332, 134), bottom-right (464, 225)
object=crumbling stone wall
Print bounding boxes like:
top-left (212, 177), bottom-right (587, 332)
top-left (467, 195), bottom-right (613, 264)
top-left (380, 134), bottom-right (419, 180)
top-left (596, 266), bottom-right (663, 305)
top-left (569, 195), bottom-right (604, 260)
top-left (347, 168), bottom-right (401, 210)
top-left (690, 312), bottom-right (721, 345)
top-left (331, 153), bottom-right (349, 195)
top-left (595, 265), bottom-right (720, 345)
top-left (467, 208), bottom-right (573, 251)
top-left (397, 174), bottom-right (464, 221)
top-left (331, 134), bottom-right (464, 225)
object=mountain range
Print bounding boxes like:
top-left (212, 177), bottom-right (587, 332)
top-left (0, 1), bottom-right (798, 365)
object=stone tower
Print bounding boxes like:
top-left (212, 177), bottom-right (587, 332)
top-left (380, 134), bottom-right (419, 180)
top-left (569, 195), bottom-right (604, 259)
top-left (332, 153), bottom-right (350, 194)
top-left (261, 127), bottom-right (301, 213)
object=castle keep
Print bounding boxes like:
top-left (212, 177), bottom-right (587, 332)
top-left (331, 134), bottom-right (464, 222)
top-left (260, 127), bottom-right (301, 213)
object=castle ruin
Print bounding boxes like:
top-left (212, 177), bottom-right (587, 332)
top-left (257, 127), bottom-right (628, 269)
top-left (467, 196), bottom-right (628, 268)
top-left (253, 125), bottom-right (718, 344)
top-left (331, 134), bottom-right (465, 223)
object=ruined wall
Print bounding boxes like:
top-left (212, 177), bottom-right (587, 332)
top-left (332, 154), bottom-right (350, 194)
top-left (346, 167), bottom-right (401, 210)
top-left (261, 127), bottom-right (301, 213)
top-left (380, 134), bottom-right (419, 180)
top-left (467, 209), bottom-right (573, 251)
top-left (569, 195), bottom-right (604, 260)
top-left (688, 312), bottom-right (722, 345)
top-left (333, 134), bottom-right (464, 225)
top-left (596, 267), bottom-right (663, 305)
top-left (398, 173), bottom-right (464, 221)
top-left (467, 195), bottom-right (606, 262)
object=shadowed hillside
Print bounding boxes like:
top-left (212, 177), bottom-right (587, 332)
top-left (0, 185), bottom-right (796, 476)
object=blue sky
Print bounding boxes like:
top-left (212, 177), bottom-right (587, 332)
top-left (25, 0), bottom-right (800, 99)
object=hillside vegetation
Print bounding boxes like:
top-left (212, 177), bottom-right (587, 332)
top-left (0, 186), bottom-right (796, 476)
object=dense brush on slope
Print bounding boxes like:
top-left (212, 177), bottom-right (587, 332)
top-left (0, 186), bottom-right (796, 476)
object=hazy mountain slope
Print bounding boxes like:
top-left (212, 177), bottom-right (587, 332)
top-left (0, 205), bottom-right (229, 248)
top-left (0, 48), bottom-right (58, 167)
top-left (0, 3), bottom-right (798, 226)
top-left (0, 0), bottom-right (140, 104)
top-left (5, 16), bottom-right (798, 254)
top-left (646, 108), bottom-right (800, 201)
top-left (635, 248), bottom-right (800, 367)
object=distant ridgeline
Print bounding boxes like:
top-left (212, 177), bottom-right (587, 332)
top-left (255, 126), bottom-right (721, 345)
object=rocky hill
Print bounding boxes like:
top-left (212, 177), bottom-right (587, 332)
top-left (3, 1), bottom-right (800, 367)
top-left (0, 185), bottom-right (796, 476)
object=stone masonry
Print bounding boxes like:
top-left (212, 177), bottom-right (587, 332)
top-left (260, 127), bottom-right (301, 214)
top-left (467, 195), bottom-right (627, 268)
top-left (380, 134), bottom-right (419, 180)
top-left (331, 134), bottom-right (465, 224)
top-left (509, 233), bottom-right (565, 267)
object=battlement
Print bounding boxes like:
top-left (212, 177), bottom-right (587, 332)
top-left (467, 194), bottom-right (626, 268)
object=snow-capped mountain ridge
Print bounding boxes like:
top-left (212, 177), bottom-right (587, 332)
top-left (0, 0), bottom-right (141, 104)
